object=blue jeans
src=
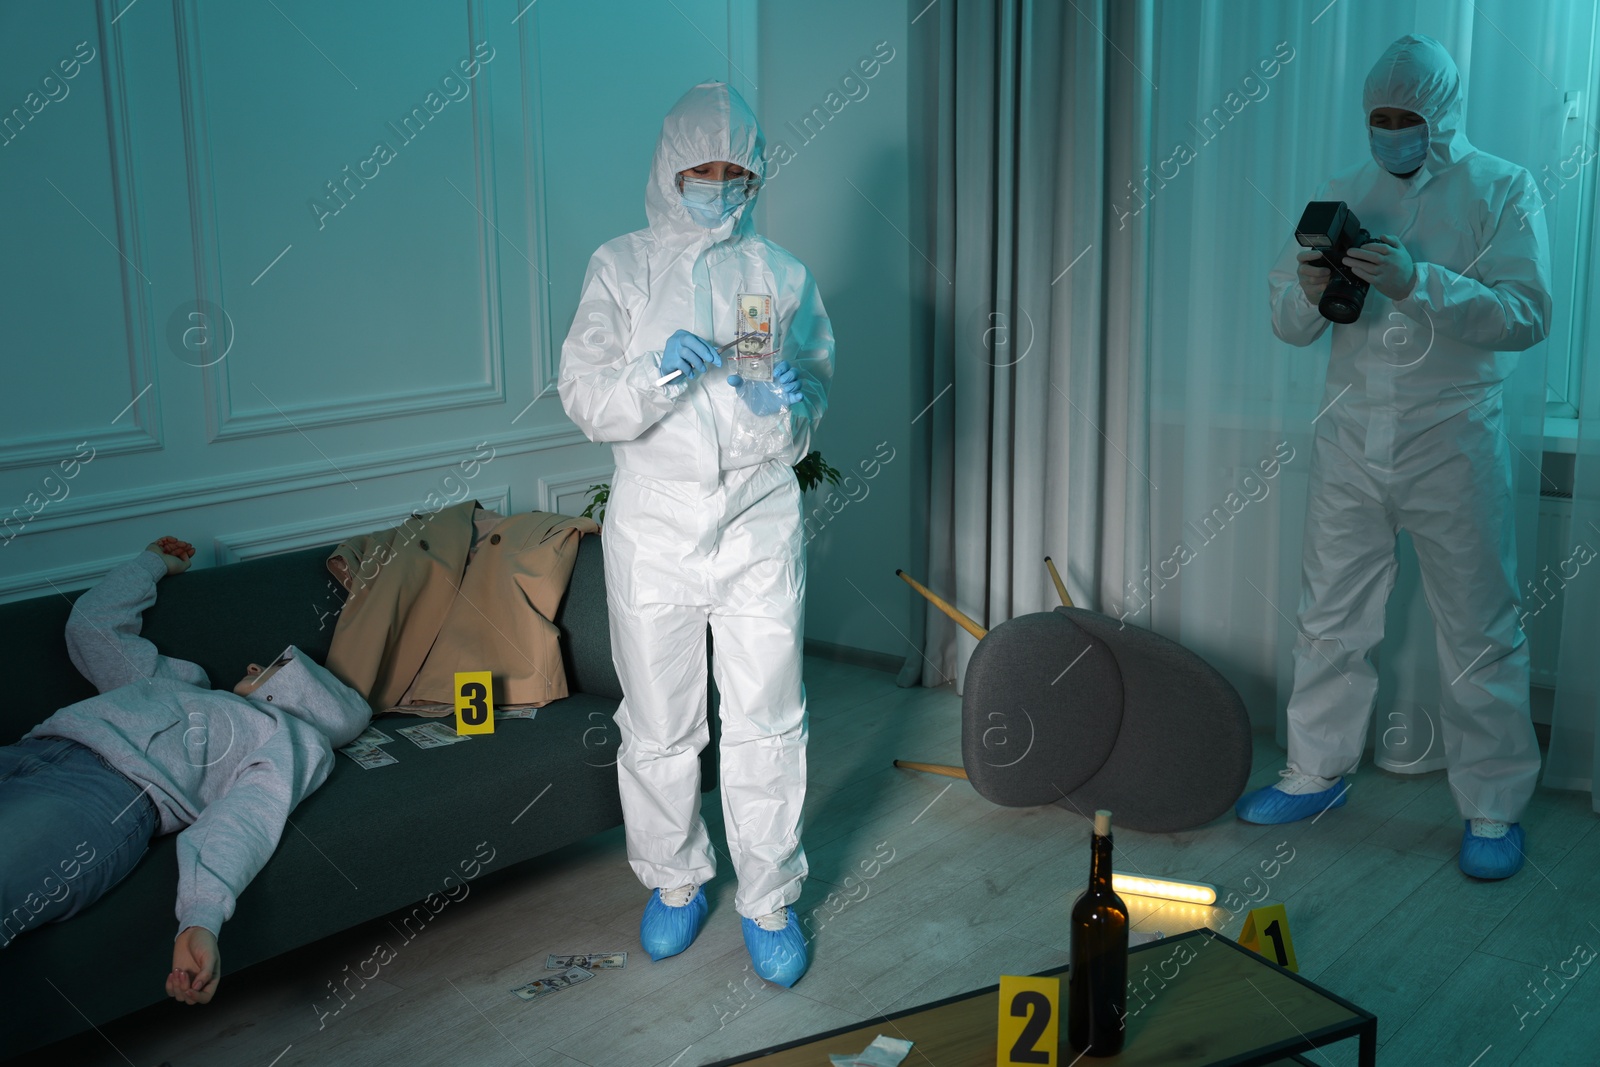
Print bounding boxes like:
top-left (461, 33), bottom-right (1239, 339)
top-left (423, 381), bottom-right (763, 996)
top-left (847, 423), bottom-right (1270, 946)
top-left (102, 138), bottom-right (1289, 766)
top-left (0, 736), bottom-right (159, 948)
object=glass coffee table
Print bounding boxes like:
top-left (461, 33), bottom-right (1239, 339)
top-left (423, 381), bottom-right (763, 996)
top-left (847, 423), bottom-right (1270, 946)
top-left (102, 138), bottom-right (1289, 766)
top-left (706, 927), bottom-right (1376, 1066)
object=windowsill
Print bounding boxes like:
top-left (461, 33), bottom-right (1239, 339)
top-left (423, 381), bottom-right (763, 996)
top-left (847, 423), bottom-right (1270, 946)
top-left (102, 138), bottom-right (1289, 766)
top-left (1545, 416), bottom-right (1579, 455)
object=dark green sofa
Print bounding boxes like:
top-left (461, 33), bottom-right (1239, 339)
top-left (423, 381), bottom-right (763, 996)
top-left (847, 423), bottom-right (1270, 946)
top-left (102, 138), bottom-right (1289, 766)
top-left (0, 531), bottom-right (716, 1057)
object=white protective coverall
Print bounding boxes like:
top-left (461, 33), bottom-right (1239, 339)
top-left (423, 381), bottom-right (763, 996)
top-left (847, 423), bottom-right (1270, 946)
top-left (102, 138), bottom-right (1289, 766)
top-left (1267, 35), bottom-right (1551, 823)
top-left (558, 83), bottom-right (833, 919)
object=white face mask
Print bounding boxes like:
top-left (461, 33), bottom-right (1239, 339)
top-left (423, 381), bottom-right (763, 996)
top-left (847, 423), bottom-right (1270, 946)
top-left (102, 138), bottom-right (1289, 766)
top-left (680, 176), bottom-right (752, 227)
top-left (1370, 123), bottom-right (1429, 175)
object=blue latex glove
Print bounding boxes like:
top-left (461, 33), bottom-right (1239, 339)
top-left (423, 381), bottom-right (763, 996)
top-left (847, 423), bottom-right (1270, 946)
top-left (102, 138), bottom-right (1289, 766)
top-left (659, 330), bottom-right (721, 384)
top-left (1344, 234), bottom-right (1418, 301)
top-left (728, 360), bottom-right (802, 415)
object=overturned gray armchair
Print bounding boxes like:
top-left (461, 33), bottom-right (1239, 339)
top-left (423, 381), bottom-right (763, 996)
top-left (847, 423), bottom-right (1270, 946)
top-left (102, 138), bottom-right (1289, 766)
top-left (895, 561), bottom-right (1252, 833)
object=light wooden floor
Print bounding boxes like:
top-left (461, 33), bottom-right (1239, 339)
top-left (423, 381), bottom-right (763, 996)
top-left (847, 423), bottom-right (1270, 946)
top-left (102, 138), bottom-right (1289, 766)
top-left (14, 657), bottom-right (1600, 1067)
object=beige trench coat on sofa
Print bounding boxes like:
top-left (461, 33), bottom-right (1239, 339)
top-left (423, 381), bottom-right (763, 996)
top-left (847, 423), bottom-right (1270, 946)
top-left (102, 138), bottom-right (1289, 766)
top-left (326, 500), bottom-right (600, 714)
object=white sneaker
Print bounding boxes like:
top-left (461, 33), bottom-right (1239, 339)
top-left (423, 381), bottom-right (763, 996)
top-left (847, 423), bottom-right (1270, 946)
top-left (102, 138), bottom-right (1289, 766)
top-left (752, 907), bottom-right (789, 932)
top-left (1272, 769), bottom-right (1341, 796)
top-left (659, 884), bottom-right (699, 907)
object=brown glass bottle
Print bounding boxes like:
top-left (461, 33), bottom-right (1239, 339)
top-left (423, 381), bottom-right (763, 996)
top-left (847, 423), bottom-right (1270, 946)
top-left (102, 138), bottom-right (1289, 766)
top-left (1068, 809), bottom-right (1129, 1056)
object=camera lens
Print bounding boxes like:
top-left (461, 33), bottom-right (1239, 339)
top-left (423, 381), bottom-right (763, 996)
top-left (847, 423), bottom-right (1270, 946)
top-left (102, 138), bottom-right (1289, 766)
top-left (1320, 276), bottom-right (1366, 324)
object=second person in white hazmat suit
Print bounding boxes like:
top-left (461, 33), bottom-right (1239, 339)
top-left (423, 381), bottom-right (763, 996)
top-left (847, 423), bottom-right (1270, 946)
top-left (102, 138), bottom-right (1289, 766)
top-left (558, 82), bottom-right (833, 986)
top-left (1240, 35), bottom-right (1550, 880)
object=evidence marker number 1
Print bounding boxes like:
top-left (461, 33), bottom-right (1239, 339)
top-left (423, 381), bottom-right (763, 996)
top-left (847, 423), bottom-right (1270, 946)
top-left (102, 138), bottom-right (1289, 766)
top-left (1238, 903), bottom-right (1298, 972)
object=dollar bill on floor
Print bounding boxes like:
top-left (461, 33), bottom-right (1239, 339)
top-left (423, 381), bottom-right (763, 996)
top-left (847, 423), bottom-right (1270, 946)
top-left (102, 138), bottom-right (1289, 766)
top-left (546, 952), bottom-right (627, 970)
top-left (512, 966), bottom-right (595, 1002)
top-left (353, 726), bottom-right (396, 746)
top-left (338, 741), bottom-right (398, 769)
top-left (497, 707), bottom-right (538, 720)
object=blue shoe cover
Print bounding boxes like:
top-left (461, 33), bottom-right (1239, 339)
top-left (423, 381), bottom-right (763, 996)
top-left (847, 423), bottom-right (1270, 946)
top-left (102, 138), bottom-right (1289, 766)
top-left (1235, 776), bottom-right (1348, 825)
top-left (1459, 821), bottom-right (1525, 880)
top-left (741, 909), bottom-right (808, 988)
top-left (640, 886), bottom-right (709, 961)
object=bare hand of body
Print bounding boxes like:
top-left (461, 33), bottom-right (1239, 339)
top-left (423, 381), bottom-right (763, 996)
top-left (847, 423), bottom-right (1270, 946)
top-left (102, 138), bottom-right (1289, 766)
top-left (146, 537), bottom-right (195, 577)
top-left (168, 926), bottom-right (220, 1004)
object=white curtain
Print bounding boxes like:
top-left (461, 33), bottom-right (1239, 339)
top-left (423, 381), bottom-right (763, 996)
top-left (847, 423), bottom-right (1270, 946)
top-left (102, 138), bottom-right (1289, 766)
top-left (904, 0), bottom-right (1595, 812)
top-left (1147, 3), bottom-right (1553, 772)
top-left (1548, 321), bottom-right (1600, 811)
top-left (900, 0), bottom-right (1155, 691)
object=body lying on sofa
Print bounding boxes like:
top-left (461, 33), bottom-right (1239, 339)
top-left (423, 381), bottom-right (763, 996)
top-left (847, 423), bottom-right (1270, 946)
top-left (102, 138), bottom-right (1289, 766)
top-left (0, 530), bottom-right (719, 1058)
top-left (5, 536), bottom-right (377, 1010)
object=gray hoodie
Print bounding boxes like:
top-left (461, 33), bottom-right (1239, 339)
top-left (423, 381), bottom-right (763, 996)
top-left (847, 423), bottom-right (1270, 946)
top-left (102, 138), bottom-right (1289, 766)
top-left (24, 551), bottom-right (371, 938)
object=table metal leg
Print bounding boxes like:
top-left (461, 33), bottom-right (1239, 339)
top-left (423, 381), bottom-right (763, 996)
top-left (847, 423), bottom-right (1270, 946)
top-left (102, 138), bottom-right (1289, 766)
top-left (1358, 1019), bottom-right (1377, 1066)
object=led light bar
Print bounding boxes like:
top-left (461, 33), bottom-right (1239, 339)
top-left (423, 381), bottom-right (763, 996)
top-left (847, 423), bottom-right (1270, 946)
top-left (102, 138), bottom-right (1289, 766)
top-left (1112, 871), bottom-right (1218, 905)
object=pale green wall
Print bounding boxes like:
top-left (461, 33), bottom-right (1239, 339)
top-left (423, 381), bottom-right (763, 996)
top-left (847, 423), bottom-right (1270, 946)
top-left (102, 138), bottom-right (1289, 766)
top-left (0, 0), bottom-right (916, 663)
top-left (6, 0), bottom-right (717, 588)
top-left (757, 0), bottom-right (915, 661)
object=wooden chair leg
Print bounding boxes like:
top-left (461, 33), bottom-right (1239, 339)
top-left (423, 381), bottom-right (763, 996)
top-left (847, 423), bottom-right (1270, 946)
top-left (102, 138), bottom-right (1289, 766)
top-left (1045, 555), bottom-right (1074, 608)
top-left (892, 569), bottom-right (977, 784)
top-left (893, 759), bottom-right (969, 780)
top-left (896, 570), bottom-right (987, 640)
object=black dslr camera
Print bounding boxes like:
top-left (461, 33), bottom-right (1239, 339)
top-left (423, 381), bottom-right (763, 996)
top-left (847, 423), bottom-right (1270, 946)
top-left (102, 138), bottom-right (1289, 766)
top-left (1294, 201), bottom-right (1373, 324)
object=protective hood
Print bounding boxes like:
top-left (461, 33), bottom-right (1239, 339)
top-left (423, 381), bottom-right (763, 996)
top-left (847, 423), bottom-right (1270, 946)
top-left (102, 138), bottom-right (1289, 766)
top-left (645, 81), bottom-right (766, 240)
top-left (1363, 34), bottom-right (1473, 172)
top-left (249, 645), bottom-right (371, 748)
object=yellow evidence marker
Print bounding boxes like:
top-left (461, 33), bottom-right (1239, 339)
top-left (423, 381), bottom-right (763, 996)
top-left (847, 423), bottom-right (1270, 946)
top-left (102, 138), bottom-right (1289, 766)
top-left (1238, 903), bottom-right (1297, 972)
top-left (997, 974), bottom-right (1061, 1065)
top-left (454, 671), bottom-right (495, 735)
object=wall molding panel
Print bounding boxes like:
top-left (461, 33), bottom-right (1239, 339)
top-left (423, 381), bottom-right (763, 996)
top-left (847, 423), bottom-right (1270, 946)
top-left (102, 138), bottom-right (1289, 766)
top-left (213, 483), bottom-right (512, 564)
top-left (0, 424), bottom-right (158, 474)
top-left (7, 0), bottom-right (758, 608)
top-left (169, 0), bottom-right (509, 444)
top-left (11, 423), bottom-right (581, 540)
top-left (535, 466), bottom-right (612, 517)
top-left (98, 0), bottom-right (162, 457)
top-left (0, 550), bottom-right (129, 603)
top-left (0, 0), bottom-right (165, 473)
top-left (2, 478), bottom-right (515, 604)
top-left (209, 380), bottom-right (510, 443)
top-left (518, 4), bottom-right (560, 403)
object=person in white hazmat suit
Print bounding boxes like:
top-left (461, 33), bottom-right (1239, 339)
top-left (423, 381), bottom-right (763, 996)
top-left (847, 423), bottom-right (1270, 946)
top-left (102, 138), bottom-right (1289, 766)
top-left (558, 82), bottom-right (832, 986)
top-left (1239, 35), bottom-right (1550, 880)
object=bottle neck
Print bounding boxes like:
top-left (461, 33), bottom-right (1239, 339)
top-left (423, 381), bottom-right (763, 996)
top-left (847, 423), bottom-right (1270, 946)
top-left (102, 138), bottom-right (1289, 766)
top-left (1088, 833), bottom-right (1114, 891)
